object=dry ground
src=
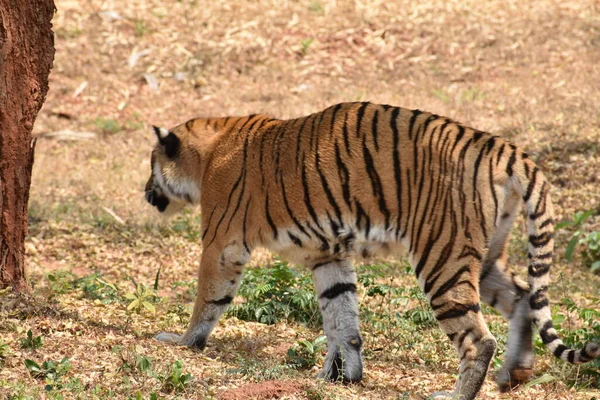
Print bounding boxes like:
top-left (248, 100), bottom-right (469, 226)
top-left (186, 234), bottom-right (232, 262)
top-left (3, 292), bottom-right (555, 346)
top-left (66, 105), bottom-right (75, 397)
top-left (1, 0), bottom-right (600, 399)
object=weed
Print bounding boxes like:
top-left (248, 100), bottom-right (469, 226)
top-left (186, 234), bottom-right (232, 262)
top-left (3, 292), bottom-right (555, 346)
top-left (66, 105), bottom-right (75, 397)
top-left (579, 231), bottom-right (600, 272)
top-left (25, 357), bottom-right (71, 390)
top-left (134, 19), bottom-right (149, 37)
top-left (432, 88), bottom-right (450, 103)
top-left (308, 0), bottom-right (323, 13)
top-left (158, 360), bottom-right (192, 393)
top-left (94, 117), bottom-right (122, 134)
top-left (74, 272), bottom-right (119, 303)
top-left (557, 210), bottom-right (595, 260)
top-left (227, 259), bottom-right (321, 327)
top-left (229, 357), bottom-right (293, 381)
top-left (47, 270), bottom-right (76, 295)
top-left (286, 335), bottom-right (327, 369)
top-left (20, 330), bottom-right (43, 350)
top-left (0, 340), bottom-right (9, 363)
top-left (171, 210), bottom-right (203, 241)
top-left (124, 273), bottom-right (161, 314)
top-left (300, 38), bottom-right (314, 56)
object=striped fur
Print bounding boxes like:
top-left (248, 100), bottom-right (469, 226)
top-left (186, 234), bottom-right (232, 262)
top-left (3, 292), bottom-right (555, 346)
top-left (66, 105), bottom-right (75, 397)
top-left (145, 102), bottom-right (599, 399)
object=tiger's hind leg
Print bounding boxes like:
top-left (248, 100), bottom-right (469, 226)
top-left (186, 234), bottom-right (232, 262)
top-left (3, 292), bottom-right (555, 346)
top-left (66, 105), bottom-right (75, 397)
top-left (480, 255), bottom-right (534, 392)
top-left (311, 258), bottom-right (363, 383)
top-left (423, 258), bottom-right (496, 400)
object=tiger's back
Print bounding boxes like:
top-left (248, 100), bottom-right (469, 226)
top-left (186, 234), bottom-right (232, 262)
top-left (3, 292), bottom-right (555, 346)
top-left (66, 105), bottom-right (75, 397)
top-left (145, 102), bottom-right (600, 400)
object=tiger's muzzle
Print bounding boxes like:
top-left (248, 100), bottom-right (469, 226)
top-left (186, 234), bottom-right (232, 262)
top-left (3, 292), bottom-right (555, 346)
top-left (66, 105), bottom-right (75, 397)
top-left (145, 188), bottom-right (169, 212)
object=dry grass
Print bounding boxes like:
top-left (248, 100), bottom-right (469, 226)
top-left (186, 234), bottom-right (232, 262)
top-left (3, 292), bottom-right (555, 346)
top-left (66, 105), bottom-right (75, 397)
top-left (0, 0), bottom-right (599, 399)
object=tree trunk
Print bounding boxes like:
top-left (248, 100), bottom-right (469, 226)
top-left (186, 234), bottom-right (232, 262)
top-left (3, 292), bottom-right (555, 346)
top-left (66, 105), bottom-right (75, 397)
top-left (0, 1), bottom-right (55, 292)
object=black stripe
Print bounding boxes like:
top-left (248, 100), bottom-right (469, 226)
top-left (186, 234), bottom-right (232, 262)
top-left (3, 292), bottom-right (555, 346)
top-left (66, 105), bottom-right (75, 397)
top-left (528, 262), bottom-right (551, 277)
top-left (334, 141), bottom-right (352, 210)
top-left (302, 163), bottom-right (323, 230)
top-left (496, 143), bottom-right (505, 166)
top-left (280, 174), bottom-right (311, 238)
top-left (342, 112), bottom-right (351, 156)
top-left (529, 232), bottom-right (554, 248)
top-left (523, 167), bottom-right (538, 202)
top-left (320, 282), bottom-right (357, 299)
top-left (201, 206), bottom-right (217, 240)
top-left (529, 286), bottom-right (549, 310)
top-left (580, 345), bottom-right (592, 362)
top-left (540, 320), bottom-right (559, 344)
top-left (295, 115), bottom-right (311, 170)
top-left (356, 102), bottom-right (369, 138)
top-left (242, 198), bottom-right (252, 253)
top-left (312, 260), bottom-right (335, 271)
top-left (538, 218), bottom-right (553, 229)
top-left (354, 200), bottom-right (371, 238)
top-left (408, 109), bottom-right (423, 141)
top-left (265, 193), bottom-right (278, 240)
top-left (362, 136), bottom-right (390, 228)
top-left (316, 151), bottom-right (343, 225)
top-left (529, 182), bottom-right (548, 220)
top-left (528, 251), bottom-right (553, 260)
top-left (372, 109), bottom-right (379, 151)
top-left (471, 140), bottom-right (489, 201)
top-left (210, 295), bottom-right (233, 306)
top-left (428, 265), bottom-right (471, 300)
top-left (288, 232), bottom-right (303, 247)
top-left (329, 103), bottom-right (342, 138)
top-left (567, 349), bottom-right (575, 363)
top-left (506, 145), bottom-right (517, 176)
top-left (391, 107), bottom-right (403, 236)
top-left (489, 156), bottom-right (499, 224)
top-left (436, 303), bottom-right (480, 321)
top-left (553, 344), bottom-right (568, 359)
top-left (225, 135), bottom-right (251, 233)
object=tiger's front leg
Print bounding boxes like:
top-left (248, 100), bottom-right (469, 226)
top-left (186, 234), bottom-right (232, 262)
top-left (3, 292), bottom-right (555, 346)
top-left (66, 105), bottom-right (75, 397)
top-left (156, 242), bottom-right (250, 349)
top-left (311, 259), bottom-right (363, 383)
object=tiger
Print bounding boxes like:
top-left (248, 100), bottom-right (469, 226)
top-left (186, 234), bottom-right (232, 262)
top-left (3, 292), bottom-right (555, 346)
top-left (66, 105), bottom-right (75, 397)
top-left (144, 102), bottom-right (599, 399)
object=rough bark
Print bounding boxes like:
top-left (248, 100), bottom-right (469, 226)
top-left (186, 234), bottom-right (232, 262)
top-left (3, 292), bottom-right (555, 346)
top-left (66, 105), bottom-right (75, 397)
top-left (0, 0), bottom-right (55, 292)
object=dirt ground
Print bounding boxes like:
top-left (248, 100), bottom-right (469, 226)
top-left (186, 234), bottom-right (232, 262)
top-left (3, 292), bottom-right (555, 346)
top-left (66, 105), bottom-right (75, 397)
top-left (1, 0), bottom-right (599, 399)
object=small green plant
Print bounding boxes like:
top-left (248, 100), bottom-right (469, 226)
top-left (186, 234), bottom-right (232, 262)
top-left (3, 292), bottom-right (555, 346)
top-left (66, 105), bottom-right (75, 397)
top-left (74, 272), bottom-right (119, 303)
top-left (134, 19), bottom-right (149, 37)
top-left (300, 38), bottom-right (314, 56)
top-left (135, 354), bottom-right (153, 375)
top-left (94, 117), bottom-right (122, 134)
top-left (171, 211), bottom-right (203, 241)
top-left (579, 231), bottom-right (600, 272)
top-left (556, 210), bottom-right (595, 261)
top-left (47, 270), bottom-right (76, 295)
top-left (308, 0), bottom-right (323, 13)
top-left (132, 391), bottom-right (159, 400)
top-left (0, 341), bottom-right (9, 363)
top-left (20, 330), bottom-right (42, 350)
top-left (229, 357), bottom-right (292, 381)
top-left (227, 259), bottom-right (320, 327)
top-left (286, 335), bottom-right (327, 369)
top-left (25, 357), bottom-right (71, 390)
top-left (124, 283), bottom-right (158, 313)
top-left (158, 360), bottom-right (192, 393)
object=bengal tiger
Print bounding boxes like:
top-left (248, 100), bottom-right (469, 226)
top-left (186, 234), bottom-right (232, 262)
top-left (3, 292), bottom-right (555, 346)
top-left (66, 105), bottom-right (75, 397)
top-left (144, 102), bottom-right (599, 399)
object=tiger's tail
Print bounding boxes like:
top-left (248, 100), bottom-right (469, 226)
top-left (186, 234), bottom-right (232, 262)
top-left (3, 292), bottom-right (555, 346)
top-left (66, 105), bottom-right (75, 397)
top-left (514, 153), bottom-right (600, 364)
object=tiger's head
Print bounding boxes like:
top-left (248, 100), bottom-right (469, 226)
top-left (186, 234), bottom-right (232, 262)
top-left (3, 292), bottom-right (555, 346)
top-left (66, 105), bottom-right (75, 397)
top-left (145, 122), bottom-right (214, 216)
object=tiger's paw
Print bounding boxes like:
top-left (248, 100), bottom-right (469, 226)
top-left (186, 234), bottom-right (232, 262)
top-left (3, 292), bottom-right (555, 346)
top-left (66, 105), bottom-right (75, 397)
top-left (155, 332), bottom-right (183, 344)
top-left (496, 367), bottom-right (533, 393)
top-left (317, 350), bottom-right (363, 384)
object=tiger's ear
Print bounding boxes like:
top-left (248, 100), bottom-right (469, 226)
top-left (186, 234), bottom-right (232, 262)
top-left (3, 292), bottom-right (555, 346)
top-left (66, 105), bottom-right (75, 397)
top-left (152, 125), bottom-right (180, 158)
